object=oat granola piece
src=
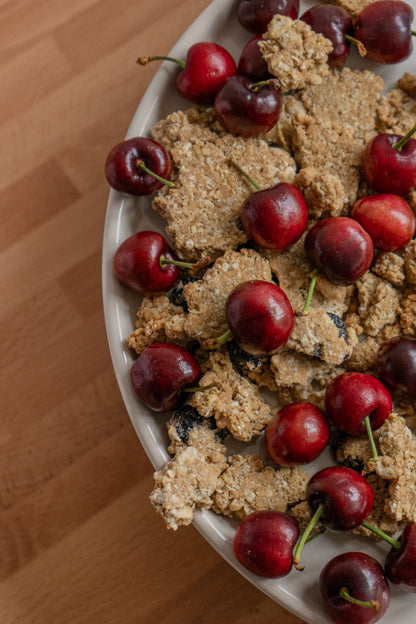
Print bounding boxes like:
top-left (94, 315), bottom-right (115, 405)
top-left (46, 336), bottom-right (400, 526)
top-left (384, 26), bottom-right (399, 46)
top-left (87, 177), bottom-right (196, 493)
top-left (259, 16), bottom-right (333, 92)
top-left (404, 240), bottom-right (416, 285)
top-left (128, 295), bottom-right (192, 354)
top-left (356, 272), bottom-right (402, 337)
top-left (226, 340), bottom-right (277, 391)
top-left (344, 334), bottom-right (380, 373)
top-left (182, 248), bottom-right (272, 345)
top-left (212, 454), bottom-right (308, 519)
top-left (152, 109), bottom-right (296, 261)
top-left (166, 404), bottom-right (227, 457)
top-left (355, 473), bottom-right (401, 537)
top-left (372, 252), bottom-right (406, 288)
top-left (291, 119), bottom-right (364, 205)
top-left (263, 93), bottom-right (310, 150)
top-left (150, 445), bottom-right (226, 530)
top-left (190, 351), bottom-right (271, 442)
top-left (377, 83), bottom-right (416, 135)
top-left (398, 72), bottom-right (416, 99)
top-left (299, 67), bottom-right (383, 142)
top-left (294, 167), bottom-right (345, 218)
top-left (400, 292), bottom-right (416, 336)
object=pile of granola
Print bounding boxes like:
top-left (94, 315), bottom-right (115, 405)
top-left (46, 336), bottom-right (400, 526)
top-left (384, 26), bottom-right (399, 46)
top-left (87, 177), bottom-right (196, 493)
top-left (124, 12), bottom-right (416, 534)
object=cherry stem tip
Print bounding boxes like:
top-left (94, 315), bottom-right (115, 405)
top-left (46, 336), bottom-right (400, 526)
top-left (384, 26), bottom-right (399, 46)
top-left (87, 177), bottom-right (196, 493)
top-left (293, 503), bottom-right (325, 569)
top-left (300, 268), bottom-right (321, 316)
top-left (160, 255), bottom-right (211, 271)
top-left (137, 55), bottom-right (186, 68)
top-left (361, 521), bottom-right (401, 550)
top-left (229, 159), bottom-right (262, 191)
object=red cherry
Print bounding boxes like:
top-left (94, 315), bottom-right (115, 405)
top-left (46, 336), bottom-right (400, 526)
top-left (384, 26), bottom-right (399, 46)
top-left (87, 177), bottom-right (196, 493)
top-left (214, 74), bottom-right (282, 138)
top-left (354, 0), bottom-right (414, 64)
top-left (362, 129), bottom-right (416, 196)
top-left (325, 372), bottom-right (392, 436)
top-left (233, 510), bottom-right (299, 578)
top-left (300, 4), bottom-right (353, 68)
top-left (237, 35), bottom-right (271, 81)
top-left (265, 401), bottom-right (330, 466)
top-left (240, 182), bottom-right (308, 250)
top-left (304, 217), bottom-right (374, 286)
top-left (130, 343), bottom-right (201, 412)
top-left (225, 280), bottom-right (294, 356)
top-left (385, 523), bottom-right (416, 592)
top-left (377, 336), bottom-right (416, 399)
top-left (320, 552), bottom-right (390, 624)
top-left (138, 42), bottom-right (237, 105)
top-left (351, 193), bottom-right (416, 251)
top-left (105, 137), bottom-right (172, 196)
top-left (237, 0), bottom-right (300, 33)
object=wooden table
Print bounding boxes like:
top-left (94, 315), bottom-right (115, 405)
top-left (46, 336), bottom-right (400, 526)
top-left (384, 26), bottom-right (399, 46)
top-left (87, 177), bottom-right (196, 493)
top-left (0, 1), bottom-right (305, 622)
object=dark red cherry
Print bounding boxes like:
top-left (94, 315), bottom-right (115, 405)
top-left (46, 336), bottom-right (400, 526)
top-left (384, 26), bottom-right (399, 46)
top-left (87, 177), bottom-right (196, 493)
top-left (105, 137), bottom-right (172, 196)
top-left (320, 552), bottom-right (390, 624)
top-left (214, 74), bottom-right (282, 138)
top-left (237, 35), bottom-right (271, 81)
top-left (138, 42), bottom-right (237, 105)
top-left (351, 193), bottom-right (416, 251)
top-left (265, 401), bottom-right (330, 466)
top-left (240, 182), bottom-right (308, 250)
top-left (377, 336), bottom-right (416, 399)
top-left (233, 510), bottom-right (299, 578)
top-left (237, 0), bottom-right (300, 34)
top-left (225, 280), bottom-right (294, 356)
top-left (354, 0), bottom-right (414, 64)
top-left (300, 4), bottom-right (353, 68)
top-left (325, 372), bottom-right (392, 436)
top-left (362, 129), bottom-right (416, 196)
top-left (385, 523), bottom-right (416, 592)
top-left (304, 217), bottom-right (374, 286)
top-left (130, 343), bottom-right (201, 412)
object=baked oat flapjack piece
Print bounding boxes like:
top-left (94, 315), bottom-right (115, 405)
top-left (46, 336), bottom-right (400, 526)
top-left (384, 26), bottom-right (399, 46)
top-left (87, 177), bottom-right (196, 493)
top-left (259, 16), bottom-right (333, 92)
top-left (377, 74), bottom-right (416, 135)
top-left (152, 109), bottom-right (296, 261)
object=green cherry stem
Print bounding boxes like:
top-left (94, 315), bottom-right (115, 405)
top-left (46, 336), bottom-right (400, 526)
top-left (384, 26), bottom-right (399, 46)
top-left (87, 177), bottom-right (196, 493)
top-left (412, 30), bottom-right (416, 36)
top-left (136, 160), bottom-right (175, 188)
top-left (202, 329), bottom-right (233, 351)
top-left (182, 383), bottom-right (215, 393)
top-left (249, 78), bottom-right (280, 93)
top-left (361, 521), bottom-right (401, 550)
top-left (229, 159), bottom-right (262, 191)
top-left (299, 268), bottom-right (321, 316)
top-left (137, 55), bottom-right (186, 68)
top-left (392, 121), bottom-right (416, 152)
top-left (364, 415), bottom-right (378, 460)
top-left (339, 587), bottom-right (379, 610)
top-left (160, 255), bottom-right (211, 271)
top-left (293, 503), bottom-right (325, 570)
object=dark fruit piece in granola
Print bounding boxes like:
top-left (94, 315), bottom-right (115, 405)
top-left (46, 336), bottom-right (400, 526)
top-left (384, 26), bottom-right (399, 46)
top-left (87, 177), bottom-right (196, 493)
top-left (354, 1), bottom-right (413, 64)
top-left (225, 280), bottom-right (294, 356)
top-left (233, 510), bottom-right (299, 578)
top-left (105, 137), bottom-right (172, 196)
top-left (325, 372), bottom-right (392, 436)
top-left (130, 343), bottom-right (201, 412)
top-left (240, 182), bottom-right (308, 250)
top-left (237, 0), bottom-right (300, 33)
top-left (320, 552), bottom-right (390, 624)
top-left (137, 42), bottom-right (237, 105)
top-left (169, 274), bottom-right (201, 312)
top-left (362, 126), bottom-right (416, 196)
top-left (214, 74), bottom-right (282, 138)
top-left (237, 35), bottom-right (271, 80)
top-left (300, 4), bottom-right (353, 68)
top-left (351, 193), bottom-right (416, 251)
top-left (385, 523), bottom-right (416, 592)
top-left (304, 217), bottom-right (374, 286)
top-left (227, 340), bottom-right (266, 377)
top-left (377, 336), bottom-right (416, 399)
top-left (265, 401), bottom-right (330, 466)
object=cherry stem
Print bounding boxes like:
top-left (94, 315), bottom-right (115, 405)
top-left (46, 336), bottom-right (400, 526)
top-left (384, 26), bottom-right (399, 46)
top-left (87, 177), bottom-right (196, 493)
top-left (136, 160), bottom-right (175, 188)
top-left (182, 383), bottom-right (215, 393)
top-left (160, 255), bottom-right (211, 271)
top-left (229, 159), bottom-right (262, 191)
top-left (249, 78), bottom-right (280, 92)
top-left (339, 587), bottom-right (379, 611)
top-left (137, 55), bottom-right (186, 68)
top-left (293, 503), bottom-right (325, 570)
top-left (361, 521), bottom-right (401, 550)
top-left (364, 415), bottom-right (378, 460)
top-left (344, 34), bottom-right (367, 57)
top-left (300, 268), bottom-right (321, 316)
top-left (392, 121), bottom-right (416, 152)
top-left (412, 31), bottom-right (416, 36)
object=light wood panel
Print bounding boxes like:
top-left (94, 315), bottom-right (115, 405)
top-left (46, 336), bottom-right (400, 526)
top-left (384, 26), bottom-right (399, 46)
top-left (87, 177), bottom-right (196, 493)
top-left (0, 1), bottom-right (306, 622)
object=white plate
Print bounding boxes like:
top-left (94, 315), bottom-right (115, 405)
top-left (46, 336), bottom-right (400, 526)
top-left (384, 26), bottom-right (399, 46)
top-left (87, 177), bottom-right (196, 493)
top-left (102, 2), bottom-right (416, 622)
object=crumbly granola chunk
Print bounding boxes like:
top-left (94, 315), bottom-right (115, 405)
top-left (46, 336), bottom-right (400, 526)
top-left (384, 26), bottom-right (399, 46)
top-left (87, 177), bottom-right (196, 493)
top-left (291, 120), bottom-right (364, 204)
top-left (372, 252), bottom-right (406, 288)
top-left (150, 446), bottom-right (226, 530)
top-left (263, 94), bottom-right (310, 150)
top-left (226, 340), bottom-right (277, 391)
top-left (166, 404), bottom-right (227, 457)
top-left (212, 454), bottom-right (308, 519)
top-left (404, 240), bottom-right (416, 285)
top-left (356, 272), bottom-right (402, 337)
top-left (190, 351), bottom-right (271, 442)
top-left (355, 473), bottom-right (401, 537)
top-left (377, 85), bottom-right (416, 135)
top-left (183, 248), bottom-right (272, 344)
top-left (128, 295), bottom-right (192, 354)
top-left (398, 72), bottom-right (416, 98)
top-left (400, 292), bottom-right (416, 336)
top-left (152, 109), bottom-right (296, 261)
top-left (294, 167), bottom-right (345, 218)
top-left (259, 16), bottom-right (332, 92)
top-left (344, 335), bottom-right (380, 373)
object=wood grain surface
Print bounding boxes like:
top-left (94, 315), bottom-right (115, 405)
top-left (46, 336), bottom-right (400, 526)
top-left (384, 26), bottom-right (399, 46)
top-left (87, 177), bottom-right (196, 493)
top-left (0, 1), bottom-right (306, 622)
